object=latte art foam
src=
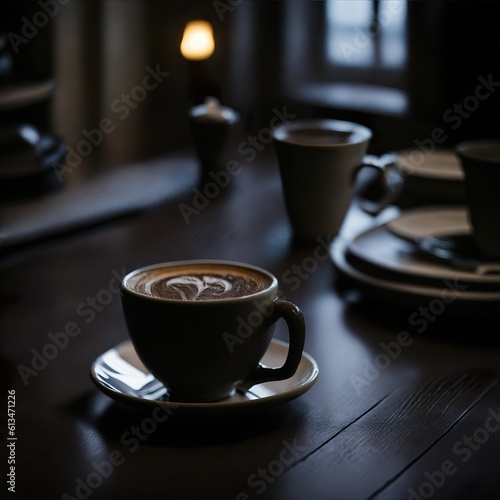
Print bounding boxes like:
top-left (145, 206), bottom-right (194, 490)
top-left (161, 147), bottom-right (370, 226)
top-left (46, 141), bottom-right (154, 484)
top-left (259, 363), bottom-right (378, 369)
top-left (126, 265), bottom-right (271, 301)
top-left (159, 275), bottom-right (231, 300)
top-left (152, 274), bottom-right (253, 301)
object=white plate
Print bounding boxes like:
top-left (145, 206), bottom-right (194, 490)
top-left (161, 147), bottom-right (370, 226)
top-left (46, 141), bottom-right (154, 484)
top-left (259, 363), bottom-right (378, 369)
top-left (331, 238), bottom-right (500, 314)
top-left (346, 207), bottom-right (499, 291)
top-left (90, 339), bottom-right (319, 417)
top-left (393, 149), bottom-right (465, 202)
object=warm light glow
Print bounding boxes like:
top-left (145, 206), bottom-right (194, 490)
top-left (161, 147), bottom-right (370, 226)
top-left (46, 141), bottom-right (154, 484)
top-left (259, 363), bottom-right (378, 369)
top-left (180, 20), bottom-right (215, 61)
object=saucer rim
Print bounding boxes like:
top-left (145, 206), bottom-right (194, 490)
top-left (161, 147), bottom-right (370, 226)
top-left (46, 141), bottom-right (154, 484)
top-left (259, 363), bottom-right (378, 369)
top-left (350, 207), bottom-right (500, 290)
top-left (90, 339), bottom-right (319, 416)
top-left (395, 148), bottom-right (464, 181)
top-left (386, 206), bottom-right (471, 241)
top-left (331, 239), bottom-right (500, 311)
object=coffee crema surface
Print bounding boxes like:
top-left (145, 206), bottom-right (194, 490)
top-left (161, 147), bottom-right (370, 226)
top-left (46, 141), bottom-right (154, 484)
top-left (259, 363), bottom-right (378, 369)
top-left (126, 266), bottom-right (271, 301)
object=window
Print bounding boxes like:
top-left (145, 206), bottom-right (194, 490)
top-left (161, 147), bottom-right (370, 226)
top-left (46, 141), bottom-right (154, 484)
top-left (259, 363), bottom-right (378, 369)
top-left (326, 0), bottom-right (407, 81)
top-left (282, 0), bottom-right (410, 115)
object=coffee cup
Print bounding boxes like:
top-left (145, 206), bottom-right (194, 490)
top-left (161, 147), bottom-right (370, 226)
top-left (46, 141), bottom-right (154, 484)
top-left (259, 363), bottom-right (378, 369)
top-left (273, 119), bottom-right (400, 241)
top-left (455, 140), bottom-right (500, 259)
top-left (121, 260), bottom-right (305, 402)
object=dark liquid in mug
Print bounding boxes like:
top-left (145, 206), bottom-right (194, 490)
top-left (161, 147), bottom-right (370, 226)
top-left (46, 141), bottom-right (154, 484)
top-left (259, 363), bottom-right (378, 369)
top-left (126, 266), bottom-right (271, 301)
top-left (279, 128), bottom-right (358, 146)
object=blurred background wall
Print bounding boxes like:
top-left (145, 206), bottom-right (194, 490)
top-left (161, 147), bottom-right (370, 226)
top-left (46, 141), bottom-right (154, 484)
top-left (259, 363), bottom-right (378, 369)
top-left (1, 0), bottom-right (499, 181)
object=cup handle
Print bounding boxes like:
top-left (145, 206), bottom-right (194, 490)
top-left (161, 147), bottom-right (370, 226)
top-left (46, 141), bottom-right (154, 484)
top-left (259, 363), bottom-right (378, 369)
top-left (355, 152), bottom-right (403, 216)
top-left (237, 299), bottom-right (306, 392)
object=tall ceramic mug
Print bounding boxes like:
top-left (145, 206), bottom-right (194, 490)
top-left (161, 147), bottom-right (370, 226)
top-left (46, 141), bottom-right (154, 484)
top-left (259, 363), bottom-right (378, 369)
top-left (121, 260), bottom-right (305, 402)
top-left (273, 119), bottom-right (399, 241)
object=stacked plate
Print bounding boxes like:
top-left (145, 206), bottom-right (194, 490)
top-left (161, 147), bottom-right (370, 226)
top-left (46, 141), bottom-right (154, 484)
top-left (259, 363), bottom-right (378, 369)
top-left (393, 148), bottom-right (465, 203)
top-left (331, 206), bottom-right (500, 314)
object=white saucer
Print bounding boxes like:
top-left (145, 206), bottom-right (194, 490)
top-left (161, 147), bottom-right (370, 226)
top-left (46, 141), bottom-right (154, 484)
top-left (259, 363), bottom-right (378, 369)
top-left (395, 148), bottom-right (463, 181)
top-left (394, 149), bottom-right (465, 202)
top-left (332, 239), bottom-right (500, 314)
top-left (348, 207), bottom-right (500, 290)
top-left (331, 206), bottom-right (500, 313)
top-left (387, 206), bottom-right (470, 241)
top-left (90, 339), bottom-right (319, 417)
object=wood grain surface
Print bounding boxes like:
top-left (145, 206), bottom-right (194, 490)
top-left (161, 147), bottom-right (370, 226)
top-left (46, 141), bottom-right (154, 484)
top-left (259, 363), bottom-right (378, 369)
top-left (1, 151), bottom-right (499, 500)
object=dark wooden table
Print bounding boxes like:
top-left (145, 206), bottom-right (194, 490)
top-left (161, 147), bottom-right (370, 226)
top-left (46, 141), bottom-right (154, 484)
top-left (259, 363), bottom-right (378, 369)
top-left (1, 150), bottom-right (499, 500)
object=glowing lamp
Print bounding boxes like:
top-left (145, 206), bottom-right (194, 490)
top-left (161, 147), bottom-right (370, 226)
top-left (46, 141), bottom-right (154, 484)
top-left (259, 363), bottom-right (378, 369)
top-left (180, 20), bottom-right (215, 61)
